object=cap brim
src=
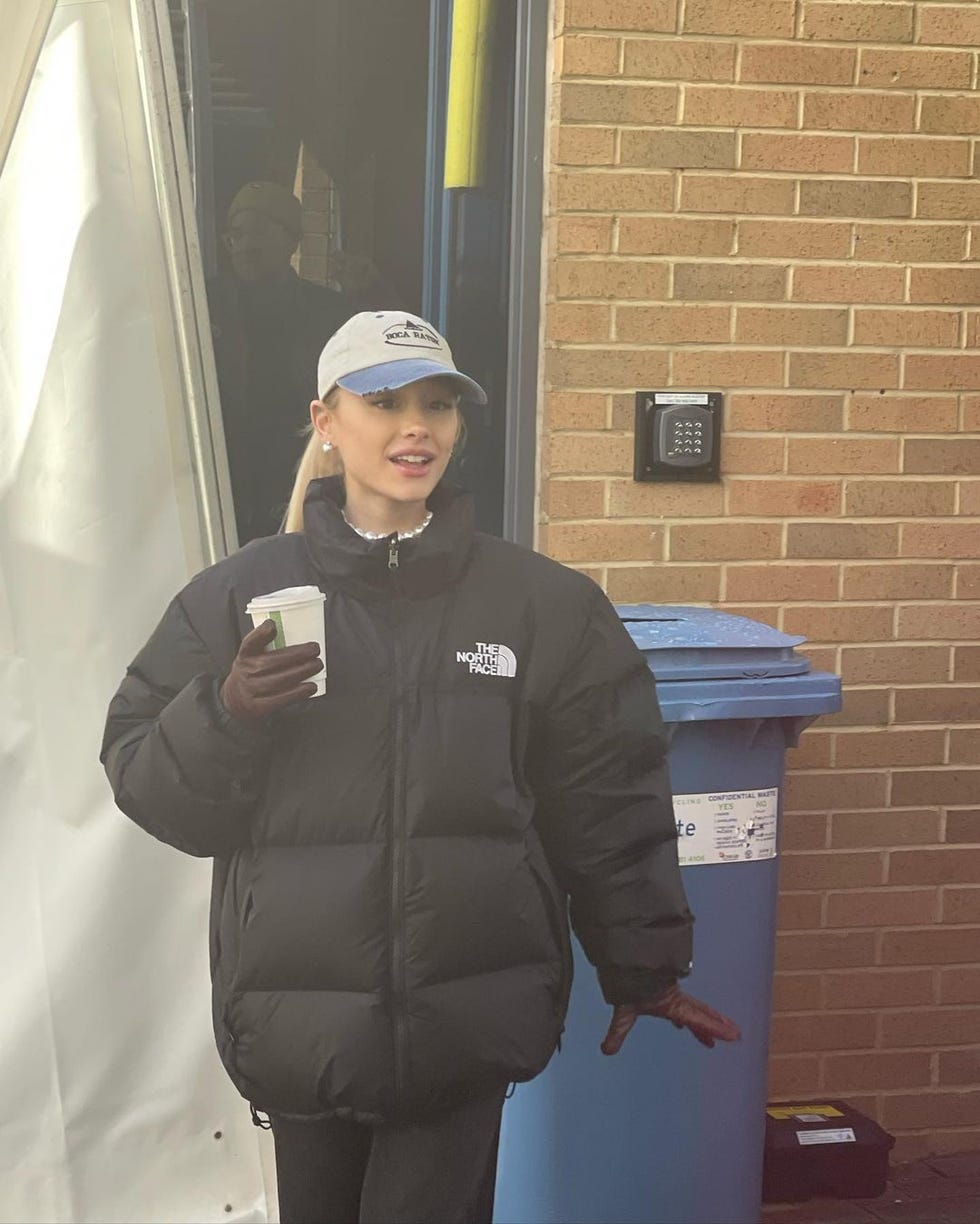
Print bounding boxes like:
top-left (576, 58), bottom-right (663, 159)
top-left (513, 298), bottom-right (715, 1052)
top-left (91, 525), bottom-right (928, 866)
top-left (335, 359), bottom-right (487, 405)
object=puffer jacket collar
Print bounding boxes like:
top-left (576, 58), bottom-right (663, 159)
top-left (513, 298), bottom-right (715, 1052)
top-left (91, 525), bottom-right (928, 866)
top-left (302, 474), bottom-right (475, 602)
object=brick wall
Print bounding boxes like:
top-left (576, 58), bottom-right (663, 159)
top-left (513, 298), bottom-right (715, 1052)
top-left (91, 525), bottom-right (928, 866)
top-left (542, 0), bottom-right (980, 1159)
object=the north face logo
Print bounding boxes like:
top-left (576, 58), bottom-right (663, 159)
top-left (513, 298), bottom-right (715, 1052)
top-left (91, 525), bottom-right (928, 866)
top-left (383, 319), bottom-right (441, 349)
top-left (456, 642), bottom-right (517, 677)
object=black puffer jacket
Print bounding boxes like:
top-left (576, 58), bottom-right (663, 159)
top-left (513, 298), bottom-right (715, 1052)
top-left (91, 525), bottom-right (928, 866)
top-left (101, 478), bottom-right (692, 1124)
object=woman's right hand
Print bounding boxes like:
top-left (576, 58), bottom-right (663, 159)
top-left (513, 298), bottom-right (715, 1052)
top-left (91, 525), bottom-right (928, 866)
top-left (219, 619), bottom-right (323, 723)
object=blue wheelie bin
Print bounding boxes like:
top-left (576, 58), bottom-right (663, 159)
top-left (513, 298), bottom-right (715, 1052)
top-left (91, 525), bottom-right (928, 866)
top-left (494, 605), bottom-right (842, 1224)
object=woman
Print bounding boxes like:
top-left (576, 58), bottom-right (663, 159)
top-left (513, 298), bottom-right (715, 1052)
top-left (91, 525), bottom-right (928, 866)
top-left (101, 311), bottom-right (738, 1224)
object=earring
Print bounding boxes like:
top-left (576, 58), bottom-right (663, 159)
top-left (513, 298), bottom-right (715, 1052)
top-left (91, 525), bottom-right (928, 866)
top-left (321, 441), bottom-right (334, 453)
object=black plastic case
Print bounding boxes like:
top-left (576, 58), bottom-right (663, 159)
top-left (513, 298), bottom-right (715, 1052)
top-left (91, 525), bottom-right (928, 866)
top-left (763, 1099), bottom-right (895, 1203)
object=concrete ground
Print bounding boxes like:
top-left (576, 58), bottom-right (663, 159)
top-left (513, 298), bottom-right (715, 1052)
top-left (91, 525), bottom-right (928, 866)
top-left (762, 1152), bottom-right (980, 1223)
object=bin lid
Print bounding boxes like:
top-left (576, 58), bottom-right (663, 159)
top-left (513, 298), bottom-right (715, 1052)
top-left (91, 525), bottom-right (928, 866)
top-left (616, 604), bottom-right (809, 680)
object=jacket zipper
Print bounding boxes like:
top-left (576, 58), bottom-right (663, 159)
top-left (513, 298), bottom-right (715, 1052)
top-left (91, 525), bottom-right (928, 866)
top-left (387, 537), bottom-right (408, 1108)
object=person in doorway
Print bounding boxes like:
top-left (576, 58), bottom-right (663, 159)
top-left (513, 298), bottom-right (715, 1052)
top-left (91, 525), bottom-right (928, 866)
top-left (208, 180), bottom-right (395, 543)
top-left (101, 311), bottom-right (739, 1224)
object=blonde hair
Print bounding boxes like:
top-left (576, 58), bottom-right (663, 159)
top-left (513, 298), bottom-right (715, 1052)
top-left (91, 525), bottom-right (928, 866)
top-left (282, 388), bottom-right (342, 533)
top-left (281, 385), bottom-right (467, 534)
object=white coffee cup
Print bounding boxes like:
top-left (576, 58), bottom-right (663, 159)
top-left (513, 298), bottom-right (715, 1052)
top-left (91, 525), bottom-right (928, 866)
top-left (245, 586), bottom-right (327, 697)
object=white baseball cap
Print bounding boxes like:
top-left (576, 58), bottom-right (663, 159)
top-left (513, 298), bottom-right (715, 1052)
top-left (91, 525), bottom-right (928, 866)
top-left (316, 311), bottom-right (488, 404)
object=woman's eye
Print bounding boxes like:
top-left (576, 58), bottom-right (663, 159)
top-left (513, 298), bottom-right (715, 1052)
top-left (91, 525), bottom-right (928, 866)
top-left (428, 400), bottom-right (455, 412)
top-left (370, 397), bottom-right (397, 411)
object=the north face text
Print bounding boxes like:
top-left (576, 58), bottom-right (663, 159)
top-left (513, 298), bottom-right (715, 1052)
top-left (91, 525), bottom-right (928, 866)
top-left (456, 642), bottom-right (517, 677)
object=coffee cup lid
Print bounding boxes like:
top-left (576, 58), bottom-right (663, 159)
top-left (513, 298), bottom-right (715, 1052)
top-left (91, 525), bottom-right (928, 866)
top-left (246, 585), bottom-right (326, 614)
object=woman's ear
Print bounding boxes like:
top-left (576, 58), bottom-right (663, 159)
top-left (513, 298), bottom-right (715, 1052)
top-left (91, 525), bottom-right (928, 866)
top-left (310, 397), bottom-right (332, 443)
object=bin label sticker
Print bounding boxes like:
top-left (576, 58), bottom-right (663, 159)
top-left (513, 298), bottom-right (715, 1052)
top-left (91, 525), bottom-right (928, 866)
top-left (767, 1105), bottom-right (845, 1120)
top-left (796, 1128), bottom-right (856, 1146)
top-left (672, 788), bottom-right (778, 867)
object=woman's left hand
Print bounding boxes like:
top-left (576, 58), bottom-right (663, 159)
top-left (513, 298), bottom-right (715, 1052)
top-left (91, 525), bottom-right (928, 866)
top-left (600, 985), bottom-right (741, 1055)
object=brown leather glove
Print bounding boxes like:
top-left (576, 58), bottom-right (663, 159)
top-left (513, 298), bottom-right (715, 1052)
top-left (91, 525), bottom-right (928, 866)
top-left (219, 619), bottom-right (323, 723)
top-left (601, 985), bottom-right (741, 1055)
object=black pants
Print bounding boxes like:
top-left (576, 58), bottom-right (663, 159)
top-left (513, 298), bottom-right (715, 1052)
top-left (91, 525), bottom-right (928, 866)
top-left (270, 1091), bottom-right (506, 1224)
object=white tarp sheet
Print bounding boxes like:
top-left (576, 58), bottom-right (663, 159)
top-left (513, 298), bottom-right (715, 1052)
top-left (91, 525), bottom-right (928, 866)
top-left (0, 0), bottom-right (56, 174)
top-left (0, 2), bottom-right (273, 1219)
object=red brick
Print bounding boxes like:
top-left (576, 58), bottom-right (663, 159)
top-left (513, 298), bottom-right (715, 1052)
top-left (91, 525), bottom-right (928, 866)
top-left (819, 689), bottom-right (891, 728)
top-left (728, 480), bottom-right (840, 517)
top-left (943, 887), bottom-right (980, 925)
top-left (741, 43), bottom-right (856, 86)
top-left (899, 604), bottom-right (980, 640)
top-left (941, 968), bottom-right (980, 1004)
top-left (825, 888), bottom-right (937, 928)
top-left (781, 812), bottom-right (830, 851)
top-left (555, 258), bottom-right (670, 301)
top-left (726, 564), bottom-right (839, 602)
top-left (831, 809), bottom-right (942, 848)
top-left (555, 125), bottom-right (616, 166)
top-left (836, 729), bottom-right (946, 767)
top-left (881, 929), bottom-right (980, 968)
top-left (889, 848), bottom-right (980, 886)
top-left (556, 216), bottom-right (614, 254)
top-left (848, 394), bottom-right (959, 433)
top-left (741, 133), bottom-right (855, 174)
top-left (783, 604), bottom-right (892, 643)
top-left (784, 771), bottom-right (889, 811)
top-left (958, 570), bottom-right (980, 603)
top-left (620, 128), bottom-right (736, 170)
top-left (777, 892), bottom-right (824, 931)
top-left (623, 39), bottom-right (735, 82)
top-left (804, 89), bottom-right (915, 133)
top-left (938, 1051), bottom-right (980, 1087)
top-left (605, 564), bottom-right (721, 604)
top-left (955, 647), bottom-right (980, 681)
top-left (788, 438), bottom-right (901, 475)
top-left (961, 484), bottom-right (980, 517)
top-left (729, 394), bottom-right (844, 432)
top-left (845, 481), bottom-right (956, 517)
top-left (680, 174), bottom-right (796, 216)
top-left (685, 0), bottom-right (795, 38)
top-left (893, 687), bottom-right (980, 725)
top-left (947, 809), bottom-right (980, 843)
top-left (772, 973), bottom-right (823, 1012)
top-left (770, 1011), bottom-right (876, 1055)
top-left (949, 729), bottom-right (980, 765)
top-left (859, 48), bottom-right (972, 90)
top-left (840, 644), bottom-right (948, 684)
top-left (792, 265), bottom-right (905, 304)
top-left (560, 82), bottom-right (679, 125)
top-left (825, 1052), bottom-right (932, 1093)
top-left (776, 931), bottom-right (877, 970)
top-left (549, 433), bottom-right (632, 474)
top-left (787, 522), bottom-right (900, 561)
top-left (548, 302), bottom-right (612, 342)
top-left (802, 2), bottom-right (914, 43)
top-left (903, 523), bottom-right (980, 559)
top-left (546, 480), bottom-right (606, 521)
top-left (787, 732), bottom-right (833, 769)
top-left (565, 0), bottom-right (677, 34)
top-left (910, 268), bottom-right (980, 307)
top-left (823, 968), bottom-right (935, 1009)
top-left (893, 770), bottom-right (980, 808)
top-left (780, 851), bottom-right (885, 890)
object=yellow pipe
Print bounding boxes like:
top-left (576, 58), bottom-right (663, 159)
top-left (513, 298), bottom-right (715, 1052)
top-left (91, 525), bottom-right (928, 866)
top-left (444, 0), bottom-right (496, 189)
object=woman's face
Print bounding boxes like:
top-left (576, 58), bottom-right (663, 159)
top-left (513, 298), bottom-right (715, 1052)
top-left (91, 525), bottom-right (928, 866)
top-left (312, 376), bottom-right (461, 519)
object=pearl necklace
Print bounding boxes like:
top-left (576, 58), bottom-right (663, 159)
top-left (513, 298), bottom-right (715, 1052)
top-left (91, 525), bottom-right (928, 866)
top-left (342, 510), bottom-right (433, 541)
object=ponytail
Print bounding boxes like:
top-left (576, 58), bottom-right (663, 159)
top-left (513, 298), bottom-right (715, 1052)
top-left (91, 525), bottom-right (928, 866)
top-left (282, 389), bottom-right (341, 533)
